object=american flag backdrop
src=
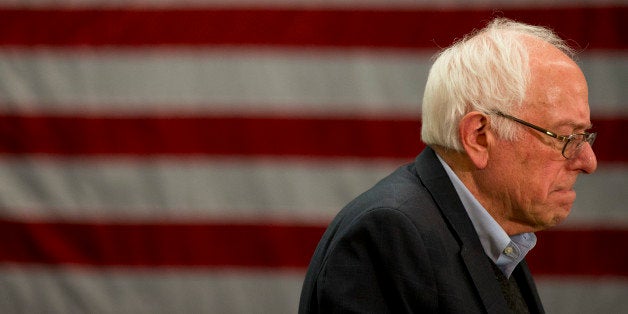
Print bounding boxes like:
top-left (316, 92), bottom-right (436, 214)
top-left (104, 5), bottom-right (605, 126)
top-left (0, 1), bottom-right (626, 313)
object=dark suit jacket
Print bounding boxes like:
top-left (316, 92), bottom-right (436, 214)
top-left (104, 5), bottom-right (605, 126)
top-left (299, 147), bottom-right (544, 313)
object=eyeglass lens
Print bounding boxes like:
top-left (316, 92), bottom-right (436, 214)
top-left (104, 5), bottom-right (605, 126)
top-left (563, 133), bottom-right (596, 159)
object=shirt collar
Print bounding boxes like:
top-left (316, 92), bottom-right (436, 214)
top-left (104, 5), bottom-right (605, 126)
top-left (436, 153), bottom-right (536, 277)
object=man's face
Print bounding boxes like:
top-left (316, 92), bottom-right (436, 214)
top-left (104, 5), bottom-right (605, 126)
top-left (481, 43), bottom-right (598, 234)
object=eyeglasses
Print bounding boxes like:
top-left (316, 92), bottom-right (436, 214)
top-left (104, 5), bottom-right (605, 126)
top-left (491, 111), bottom-right (597, 159)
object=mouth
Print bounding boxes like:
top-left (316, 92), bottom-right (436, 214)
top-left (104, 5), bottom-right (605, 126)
top-left (552, 188), bottom-right (577, 204)
top-left (553, 186), bottom-right (575, 193)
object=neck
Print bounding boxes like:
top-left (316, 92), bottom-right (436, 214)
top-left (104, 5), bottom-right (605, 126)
top-left (433, 146), bottom-right (534, 236)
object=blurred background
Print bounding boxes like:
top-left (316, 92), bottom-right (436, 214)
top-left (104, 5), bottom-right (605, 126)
top-left (0, 1), bottom-right (626, 313)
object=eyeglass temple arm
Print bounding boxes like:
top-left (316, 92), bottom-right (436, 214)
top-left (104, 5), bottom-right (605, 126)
top-left (492, 111), bottom-right (562, 139)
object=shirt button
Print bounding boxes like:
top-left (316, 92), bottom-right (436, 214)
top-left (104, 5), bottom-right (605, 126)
top-left (503, 246), bottom-right (514, 255)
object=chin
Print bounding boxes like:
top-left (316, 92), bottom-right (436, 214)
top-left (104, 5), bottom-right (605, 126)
top-left (549, 207), bottom-right (571, 227)
top-left (549, 215), bottom-right (567, 227)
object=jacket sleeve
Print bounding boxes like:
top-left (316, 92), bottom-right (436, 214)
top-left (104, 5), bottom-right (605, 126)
top-left (314, 207), bottom-right (439, 313)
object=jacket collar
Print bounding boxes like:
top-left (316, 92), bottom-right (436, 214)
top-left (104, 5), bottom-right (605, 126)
top-left (414, 147), bottom-right (520, 313)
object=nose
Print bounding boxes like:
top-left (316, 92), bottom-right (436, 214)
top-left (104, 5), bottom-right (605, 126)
top-left (570, 142), bottom-right (598, 174)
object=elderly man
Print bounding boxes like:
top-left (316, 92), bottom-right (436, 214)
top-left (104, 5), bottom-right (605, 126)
top-left (299, 18), bottom-right (597, 313)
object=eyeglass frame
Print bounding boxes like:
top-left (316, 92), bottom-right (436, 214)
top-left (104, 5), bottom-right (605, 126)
top-left (490, 110), bottom-right (597, 159)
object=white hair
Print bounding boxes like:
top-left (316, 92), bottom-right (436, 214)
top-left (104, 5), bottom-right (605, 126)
top-left (420, 18), bottom-right (576, 151)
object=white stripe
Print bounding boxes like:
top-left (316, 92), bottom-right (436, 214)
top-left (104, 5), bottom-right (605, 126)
top-left (0, 157), bottom-right (400, 223)
top-left (537, 277), bottom-right (628, 314)
top-left (0, 157), bottom-right (625, 225)
top-left (0, 48), bottom-right (625, 117)
top-left (564, 163), bottom-right (628, 228)
top-left (1, 267), bottom-right (626, 314)
top-left (0, 266), bottom-right (303, 314)
top-left (0, 48), bottom-right (428, 118)
top-left (0, 0), bottom-right (622, 9)
top-left (583, 52), bottom-right (628, 116)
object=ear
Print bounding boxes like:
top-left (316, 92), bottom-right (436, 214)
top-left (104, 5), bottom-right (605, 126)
top-left (459, 111), bottom-right (490, 169)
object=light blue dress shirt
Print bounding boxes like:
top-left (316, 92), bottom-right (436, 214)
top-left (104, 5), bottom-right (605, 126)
top-left (436, 154), bottom-right (537, 278)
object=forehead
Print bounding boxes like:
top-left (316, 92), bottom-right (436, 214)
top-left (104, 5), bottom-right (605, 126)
top-left (522, 41), bottom-right (591, 130)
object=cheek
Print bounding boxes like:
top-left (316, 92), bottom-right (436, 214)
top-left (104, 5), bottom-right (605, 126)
top-left (488, 140), bottom-right (572, 229)
top-left (508, 149), bottom-right (559, 205)
top-left (526, 164), bottom-right (556, 198)
top-left (516, 161), bottom-right (572, 223)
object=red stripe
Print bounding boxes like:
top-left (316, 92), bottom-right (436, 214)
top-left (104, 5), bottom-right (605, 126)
top-left (0, 114), bottom-right (625, 162)
top-left (528, 229), bottom-right (628, 277)
top-left (0, 7), bottom-right (625, 49)
top-left (0, 114), bottom-right (423, 159)
top-left (2, 219), bottom-right (626, 276)
top-left (588, 117), bottom-right (627, 164)
top-left (0, 219), bottom-right (323, 268)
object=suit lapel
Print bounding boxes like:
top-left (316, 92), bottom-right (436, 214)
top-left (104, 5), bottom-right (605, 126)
top-left (414, 148), bottom-right (510, 313)
top-left (514, 260), bottom-right (546, 313)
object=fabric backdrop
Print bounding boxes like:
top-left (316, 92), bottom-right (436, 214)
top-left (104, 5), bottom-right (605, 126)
top-left (0, 1), bottom-right (626, 313)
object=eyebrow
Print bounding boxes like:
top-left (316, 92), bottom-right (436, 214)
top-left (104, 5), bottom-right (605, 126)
top-left (553, 119), bottom-right (593, 133)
